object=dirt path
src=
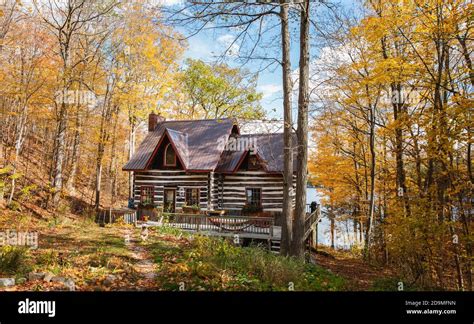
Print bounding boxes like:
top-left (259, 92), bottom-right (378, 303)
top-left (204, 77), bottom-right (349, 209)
top-left (311, 249), bottom-right (394, 290)
top-left (124, 228), bottom-right (157, 291)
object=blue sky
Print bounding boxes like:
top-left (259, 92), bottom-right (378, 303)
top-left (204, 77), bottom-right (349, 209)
top-left (165, 0), bottom-right (361, 120)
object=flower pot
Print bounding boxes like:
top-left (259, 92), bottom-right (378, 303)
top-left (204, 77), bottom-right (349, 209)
top-left (183, 206), bottom-right (200, 214)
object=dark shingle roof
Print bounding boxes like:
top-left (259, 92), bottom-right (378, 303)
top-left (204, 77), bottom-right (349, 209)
top-left (215, 133), bottom-right (298, 173)
top-left (123, 119), bottom-right (297, 173)
top-left (166, 128), bottom-right (189, 168)
top-left (252, 134), bottom-right (287, 172)
top-left (123, 119), bottom-right (236, 171)
top-left (215, 149), bottom-right (246, 172)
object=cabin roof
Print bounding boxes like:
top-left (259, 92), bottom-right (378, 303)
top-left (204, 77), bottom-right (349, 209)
top-left (123, 119), bottom-right (296, 173)
top-left (123, 118), bottom-right (236, 171)
top-left (215, 133), bottom-right (298, 173)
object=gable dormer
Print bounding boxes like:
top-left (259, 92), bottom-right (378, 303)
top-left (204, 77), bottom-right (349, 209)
top-left (147, 132), bottom-right (185, 170)
top-left (237, 151), bottom-right (265, 171)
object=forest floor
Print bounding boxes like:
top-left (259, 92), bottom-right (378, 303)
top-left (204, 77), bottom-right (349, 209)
top-left (0, 206), bottom-right (400, 291)
top-left (311, 247), bottom-right (396, 291)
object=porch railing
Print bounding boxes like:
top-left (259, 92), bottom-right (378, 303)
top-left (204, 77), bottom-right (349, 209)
top-left (303, 204), bottom-right (321, 240)
top-left (162, 213), bottom-right (274, 237)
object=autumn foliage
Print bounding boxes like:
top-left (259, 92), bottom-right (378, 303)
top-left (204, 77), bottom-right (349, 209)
top-left (310, 0), bottom-right (472, 290)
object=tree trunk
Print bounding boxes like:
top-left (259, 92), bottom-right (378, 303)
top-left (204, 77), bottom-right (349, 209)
top-left (7, 101), bottom-right (28, 204)
top-left (280, 0), bottom-right (293, 256)
top-left (94, 87), bottom-right (114, 211)
top-left (65, 103), bottom-right (82, 193)
top-left (457, 35), bottom-right (474, 87)
top-left (94, 161), bottom-right (103, 211)
top-left (330, 207), bottom-right (335, 249)
top-left (290, 0), bottom-right (310, 258)
top-left (364, 101), bottom-right (376, 260)
top-left (109, 112), bottom-right (119, 206)
top-left (128, 120), bottom-right (136, 200)
top-left (52, 99), bottom-right (67, 207)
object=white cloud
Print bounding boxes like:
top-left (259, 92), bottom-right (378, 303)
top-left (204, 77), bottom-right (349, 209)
top-left (217, 34), bottom-right (234, 43)
top-left (217, 34), bottom-right (240, 58)
top-left (257, 83), bottom-right (282, 99)
top-left (185, 37), bottom-right (215, 59)
top-left (238, 120), bottom-right (284, 134)
top-left (291, 45), bottom-right (354, 104)
top-left (153, 0), bottom-right (185, 6)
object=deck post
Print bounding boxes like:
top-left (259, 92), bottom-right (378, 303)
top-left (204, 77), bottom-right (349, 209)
top-left (208, 172), bottom-right (214, 211)
top-left (311, 222), bottom-right (317, 250)
top-left (311, 205), bottom-right (320, 250)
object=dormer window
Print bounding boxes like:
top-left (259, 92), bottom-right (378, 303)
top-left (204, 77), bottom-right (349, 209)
top-left (248, 155), bottom-right (259, 170)
top-left (164, 143), bottom-right (176, 166)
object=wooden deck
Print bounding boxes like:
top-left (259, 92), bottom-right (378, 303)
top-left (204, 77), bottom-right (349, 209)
top-left (139, 211), bottom-right (317, 243)
top-left (149, 222), bottom-right (282, 240)
top-left (141, 213), bottom-right (279, 240)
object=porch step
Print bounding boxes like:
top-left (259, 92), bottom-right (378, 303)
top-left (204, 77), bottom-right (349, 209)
top-left (270, 240), bottom-right (280, 254)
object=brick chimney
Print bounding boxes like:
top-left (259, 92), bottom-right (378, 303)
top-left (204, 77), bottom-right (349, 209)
top-left (148, 112), bottom-right (165, 131)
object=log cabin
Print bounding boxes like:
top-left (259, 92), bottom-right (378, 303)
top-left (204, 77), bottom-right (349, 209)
top-left (123, 113), bottom-right (297, 226)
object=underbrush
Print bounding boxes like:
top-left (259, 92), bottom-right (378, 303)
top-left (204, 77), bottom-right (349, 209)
top-left (0, 246), bottom-right (31, 276)
top-left (150, 233), bottom-right (346, 291)
top-left (371, 277), bottom-right (434, 291)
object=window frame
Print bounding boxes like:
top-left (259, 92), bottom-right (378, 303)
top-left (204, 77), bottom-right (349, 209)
top-left (245, 187), bottom-right (262, 208)
top-left (163, 143), bottom-right (177, 166)
top-left (247, 155), bottom-right (259, 170)
top-left (140, 186), bottom-right (154, 205)
top-left (185, 188), bottom-right (200, 206)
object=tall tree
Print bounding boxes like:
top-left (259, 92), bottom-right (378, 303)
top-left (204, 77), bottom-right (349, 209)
top-left (177, 59), bottom-right (264, 119)
top-left (291, 0), bottom-right (311, 258)
top-left (279, 0), bottom-right (293, 256)
top-left (34, 0), bottom-right (117, 207)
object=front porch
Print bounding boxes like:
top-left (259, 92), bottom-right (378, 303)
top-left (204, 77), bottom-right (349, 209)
top-left (97, 204), bottom-right (321, 253)
top-left (142, 213), bottom-right (281, 241)
top-left (141, 205), bottom-right (321, 246)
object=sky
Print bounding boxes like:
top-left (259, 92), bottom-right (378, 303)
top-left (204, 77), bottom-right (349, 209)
top-left (162, 0), bottom-right (362, 120)
top-left (157, 0), bottom-right (361, 247)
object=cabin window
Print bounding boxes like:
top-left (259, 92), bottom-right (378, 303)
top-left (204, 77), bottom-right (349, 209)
top-left (140, 186), bottom-right (154, 205)
top-left (185, 188), bottom-right (200, 206)
top-left (248, 155), bottom-right (259, 170)
top-left (246, 188), bottom-right (261, 207)
top-left (164, 143), bottom-right (176, 166)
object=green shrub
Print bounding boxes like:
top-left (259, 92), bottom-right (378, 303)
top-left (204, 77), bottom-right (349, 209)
top-left (57, 203), bottom-right (71, 216)
top-left (7, 201), bottom-right (21, 211)
top-left (371, 277), bottom-right (422, 291)
top-left (47, 216), bottom-right (62, 228)
top-left (0, 246), bottom-right (30, 275)
top-left (156, 225), bottom-right (188, 237)
top-left (19, 185), bottom-right (37, 203)
top-left (156, 235), bottom-right (346, 291)
top-left (36, 249), bottom-right (59, 267)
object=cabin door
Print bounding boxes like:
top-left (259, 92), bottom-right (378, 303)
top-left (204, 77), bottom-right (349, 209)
top-left (163, 189), bottom-right (176, 213)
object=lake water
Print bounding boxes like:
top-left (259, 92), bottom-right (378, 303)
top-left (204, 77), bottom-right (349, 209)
top-left (306, 187), bottom-right (358, 249)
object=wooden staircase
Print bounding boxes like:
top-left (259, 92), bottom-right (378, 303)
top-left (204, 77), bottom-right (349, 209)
top-left (270, 240), bottom-right (281, 253)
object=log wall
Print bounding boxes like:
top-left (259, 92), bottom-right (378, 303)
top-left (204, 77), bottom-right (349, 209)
top-left (133, 170), bottom-right (296, 214)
